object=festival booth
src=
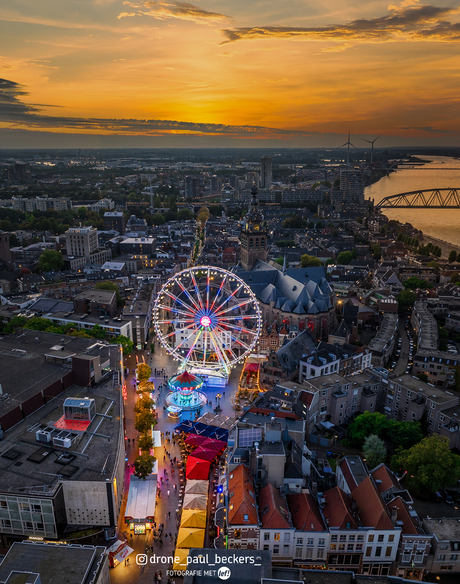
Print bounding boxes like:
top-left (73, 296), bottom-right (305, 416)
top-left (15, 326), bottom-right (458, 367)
top-left (184, 480), bottom-right (209, 495)
top-left (180, 509), bottom-right (207, 529)
top-left (176, 527), bottom-right (205, 549)
top-left (190, 447), bottom-right (216, 462)
top-left (106, 540), bottom-right (134, 568)
top-left (152, 429), bottom-right (162, 447)
top-left (183, 493), bottom-right (208, 510)
top-left (124, 475), bottom-right (157, 534)
top-left (173, 548), bottom-right (190, 570)
top-left (184, 434), bottom-right (208, 447)
top-left (186, 456), bottom-right (211, 480)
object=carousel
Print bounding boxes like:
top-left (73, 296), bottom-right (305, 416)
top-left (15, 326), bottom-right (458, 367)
top-left (165, 371), bottom-right (207, 412)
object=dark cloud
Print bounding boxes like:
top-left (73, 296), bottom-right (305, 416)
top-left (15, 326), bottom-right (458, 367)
top-left (400, 126), bottom-right (452, 133)
top-left (221, 4), bottom-right (460, 44)
top-left (0, 77), bottom-right (311, 138)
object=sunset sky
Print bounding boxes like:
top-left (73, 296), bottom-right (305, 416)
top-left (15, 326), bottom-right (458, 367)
top-left (1, 0), bottom-right (460, 147)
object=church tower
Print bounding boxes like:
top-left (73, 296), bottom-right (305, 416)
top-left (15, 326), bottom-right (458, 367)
top-left (240, 186), bottom-right (268, 271)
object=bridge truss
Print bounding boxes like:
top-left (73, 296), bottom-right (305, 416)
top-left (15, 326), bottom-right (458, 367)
top-left (376, 188), bottom-right (460, 209)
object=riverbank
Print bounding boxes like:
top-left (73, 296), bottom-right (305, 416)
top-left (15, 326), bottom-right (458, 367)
top-left (418, 232), bottom-right (460, 261)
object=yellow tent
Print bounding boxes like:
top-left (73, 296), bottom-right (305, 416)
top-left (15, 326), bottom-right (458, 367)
top-left (180, 509), bottom-right (207, 529)
top-left (176, 527), bottom-right (205, 549)
top-left (173, 548), bottom-right (189, 570)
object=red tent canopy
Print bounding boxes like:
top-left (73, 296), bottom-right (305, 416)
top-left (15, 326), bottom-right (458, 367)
top-left (186, 456), bottom-right (211, 480)
top-left (200, 438), bottom-right (226, 452)
top-left (244, 362), bottom-right (260, 372)
top-left (185, 435), bottom-right (208, 447)
top-left (191, 447), bottom-right (217, 462)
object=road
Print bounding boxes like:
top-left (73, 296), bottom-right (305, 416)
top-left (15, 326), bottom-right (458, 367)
top-left (110, 339), bottom-right (243, 584)
top-left (394, 319), bottom-right (410, 376)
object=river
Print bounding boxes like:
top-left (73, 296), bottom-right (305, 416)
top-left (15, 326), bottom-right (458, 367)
top-left (365, 156), bottom-right (460, 247)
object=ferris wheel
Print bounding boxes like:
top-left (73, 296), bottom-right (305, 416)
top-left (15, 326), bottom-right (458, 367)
top-left (153, 266), bottom-right (262, 377)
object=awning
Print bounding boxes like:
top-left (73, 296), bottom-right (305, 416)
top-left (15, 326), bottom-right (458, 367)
top-left (190, 447), bottom-right (217, 462)
top-left (185, 480), bottom-right (209, 495)
top-left (173, 548), bottom-right (189, 570)
top-left (244, 362), bottom-right (260, 372)
top-left (200, 438), bottom-right (226, 452)
top-left (125, 475), bottom-right (157, 522)
top-left (152, 430), bottom-right (162, 448)
top-left (183, 493), bottom-right (208, 510)
top-left (180, 509), bottom-right (207, 529)
top-left (186, 456), bottom-right (211, 480)
top-left (106, 540), bottom-right (134, 567)
top-left (176, 527), bottom-right (205, 549)
top-left (185, 434), bottom-right (208, 447)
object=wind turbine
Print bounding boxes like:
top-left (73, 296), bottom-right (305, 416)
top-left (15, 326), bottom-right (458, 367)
top-left (362, 135), bottom-right (381, 164)
top-left (338, 131), bottom-right (357, 167)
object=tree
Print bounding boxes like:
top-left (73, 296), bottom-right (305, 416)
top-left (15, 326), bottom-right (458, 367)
top-left (417, 373), bottom-right (429, 383)
top-left (346, 412), bottom-right (389, 447)
top-left (337, 251), bottom-right (353, 265)
top-left (386, 420), bottom-right (423, 450)
top-left (152, 213), bottom-right (165, 226)
top-left (134, 409), bottom-right (155, 433)
top-left (138, 434), bottom-right (154, 453)
top-left (396, 289), bottom-right (417, 312)
top-left (364, 435), bottom-right (387, 468)
top-left (134, 394), bottom-right (154, 414)
top-left (38, 249), bottom-right (63, 272)
top-left (274, 257), bottom-right (284, 266)
top-left (370, 243), bottom-right (381, 261)
top-left (283, 216), bottom-right (306, 229)
top-left (118, 335), bottom-right (134, 356)
top-left (133, 453), bottom-right (156, 480)
top-left (177, 209), bottom-right (194, 221)
top-left (404, 277), bottom-right (432, 290)
top-left (300, 254), bottom-right (322, 268)
top-left (94, 281), bottom-right (123, 307)
top-left (448, 250), bottom-right (457, 263)
top-left (391, 435), bottom-right (460, 499)
top-left (136, 363), bottom-right (152, 383)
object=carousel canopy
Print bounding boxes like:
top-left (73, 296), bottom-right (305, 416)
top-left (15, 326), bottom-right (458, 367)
top-left (169, 371), bottom-right (204, 390)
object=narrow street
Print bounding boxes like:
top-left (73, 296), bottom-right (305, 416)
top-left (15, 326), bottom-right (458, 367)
top-left (394, 319), bottom-right (409, 376)
top-left (110, 339), bottom-right (243, 584)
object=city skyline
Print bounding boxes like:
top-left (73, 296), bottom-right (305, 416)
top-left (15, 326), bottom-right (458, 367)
top-left (1, 0), bottom-right (460, 147)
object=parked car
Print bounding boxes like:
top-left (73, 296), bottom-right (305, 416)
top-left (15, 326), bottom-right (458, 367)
top-left (441, 490), bottom-right (454, 504)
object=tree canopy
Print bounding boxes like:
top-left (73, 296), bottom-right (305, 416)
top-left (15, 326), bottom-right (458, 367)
top-left (347, 411), bottom-right (423, 451)
top-left (391, 435), bottom-right (460, 498)
top-left (38, 249), bottom-right (63, 272)
top-left (337, 251), bottom-right (353, 265)
top-left (300, 254), bottom-right (322, 268)
top-left (364, 434), bottom-right (387, 468)
top-left (94, 281), bottom-right (123, 306)
top-left (133, 453), bottom-right (156, 480)
top-left (136, 363), bottom-right (152, 383)
top-left (396, 289), bottom-right (417, 312)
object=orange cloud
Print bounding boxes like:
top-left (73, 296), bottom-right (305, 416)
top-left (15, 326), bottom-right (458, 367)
top-left (119, 1), bottom-right (230, 25)
top-left (117, 12), bottom-right (136, 19)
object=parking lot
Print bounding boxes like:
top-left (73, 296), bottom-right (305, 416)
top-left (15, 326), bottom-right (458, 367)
top-left (412, 489), bottom-right (460, 520)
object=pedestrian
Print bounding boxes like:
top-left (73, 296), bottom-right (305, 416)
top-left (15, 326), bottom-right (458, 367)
top-left (168, 511), bottom-right (171, 518)
top-left (165, 512), bottom-right (168, 520)
top-left (173, 484), bottom-right (177, 491)
top-left (169, 532), bottom-right (172, 539)
top-left (167, 489), bottom-right (170, 496)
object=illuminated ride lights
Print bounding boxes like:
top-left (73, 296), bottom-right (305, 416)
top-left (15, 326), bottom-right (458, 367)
top-left (153, 266), bottom-right (262, 379)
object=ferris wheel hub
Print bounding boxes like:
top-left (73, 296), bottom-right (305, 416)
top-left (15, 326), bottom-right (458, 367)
top-left (199, 315), bottom-right (212, 328)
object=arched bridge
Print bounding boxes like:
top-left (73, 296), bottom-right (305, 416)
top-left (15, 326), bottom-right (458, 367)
top-left (376, 188), bottom-right (460, 209)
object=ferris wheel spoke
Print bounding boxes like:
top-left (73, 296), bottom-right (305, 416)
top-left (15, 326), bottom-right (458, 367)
top-left (175, 326), bottom-right (200, 352)
top-left (154, 319), bottom-right (195, 325)
top-left (206, 267), bottom-right (210, 311)
top-left (212, 326), bottom-right (239, 363)
top-left (182, 329), bottom-right (202, 368)
top-left (190, 272), bottom-right (205, 311)
top-left (215, 320), bottom-right (257, 337)
top-left (208, 330), bottom-right (230, 373)
top-left (157, 304), bottom-right (196, 320)
top-left (164, 289), bottom-right (197, 315)
top-left (209, 272), bottom-right (227, 312)
top-left (218, 315), bottom-right (256, 322)
top-left (177, 280), bottom-right (201, 312)
top-left (212, 283), bottom-right (243, 314)
top-left (229, 332), bottom-right (252, 352)
top-left (215, 298), bottom-right (254, 318)
top-left (163, 321), bottom-right (197, 340)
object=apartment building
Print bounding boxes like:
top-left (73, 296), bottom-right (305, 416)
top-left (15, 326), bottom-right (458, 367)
top-left (368, 313), bottom-right (398, 366)
top-left (423, 518), bottom-right (460, 575)
top-left (299, 342), bottom-right (372, 382)
top-left (65, 226), bottom-right (99, 259)
top-left (226, 464), bottom-right (259, 550)
top-left (258, 484), bottom-right (295, 564)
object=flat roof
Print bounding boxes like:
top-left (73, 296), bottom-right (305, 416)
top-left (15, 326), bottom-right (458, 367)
top-left (423, 517), bottom-right (460, 541)
top-left (392, 375), bottom-right (459, 403)
top-left (0, 542), bottom-right (105, 584)
top-left (0, 331), bottom-right (110, 417)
